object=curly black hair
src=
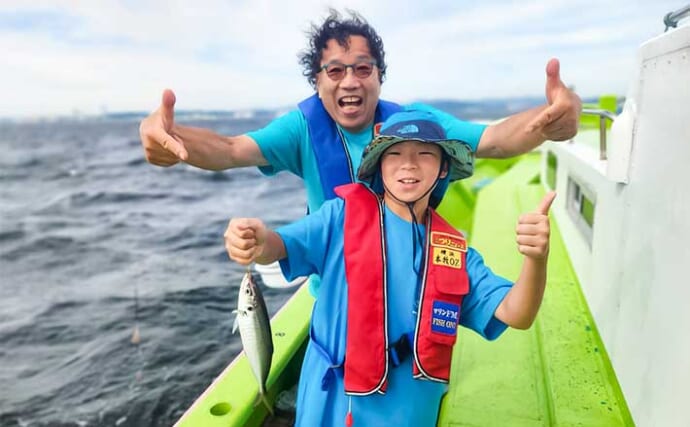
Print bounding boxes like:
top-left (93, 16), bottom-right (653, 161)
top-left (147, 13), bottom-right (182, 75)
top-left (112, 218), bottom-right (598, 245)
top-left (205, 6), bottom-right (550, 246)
top-left (299, 9), bottom-right (387, 88)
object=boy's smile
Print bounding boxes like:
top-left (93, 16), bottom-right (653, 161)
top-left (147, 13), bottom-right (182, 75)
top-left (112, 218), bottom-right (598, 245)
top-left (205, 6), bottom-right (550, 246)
top-left (396, 177), bottom-right (422, 192)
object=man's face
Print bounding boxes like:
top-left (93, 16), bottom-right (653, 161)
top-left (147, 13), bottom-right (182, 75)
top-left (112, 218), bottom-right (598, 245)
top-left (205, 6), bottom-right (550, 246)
top-left (315, 35), bottom-right (382, 133)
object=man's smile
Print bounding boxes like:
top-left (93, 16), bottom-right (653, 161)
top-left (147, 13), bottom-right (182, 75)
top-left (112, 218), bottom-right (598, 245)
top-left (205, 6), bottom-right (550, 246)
top-left (338, 96), bottom-right (363, 107)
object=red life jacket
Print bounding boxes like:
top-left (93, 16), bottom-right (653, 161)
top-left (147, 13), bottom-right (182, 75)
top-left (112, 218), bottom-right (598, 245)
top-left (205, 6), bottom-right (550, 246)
top-left (334, 183), bottom-right (470, 396)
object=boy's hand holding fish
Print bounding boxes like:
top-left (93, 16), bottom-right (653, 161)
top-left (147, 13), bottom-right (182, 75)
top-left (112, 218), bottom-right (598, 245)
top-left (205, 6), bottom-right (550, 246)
top-left (224, 218), bottom-right (286, 265)
top-left (226, 219), bottom-right (280, 414)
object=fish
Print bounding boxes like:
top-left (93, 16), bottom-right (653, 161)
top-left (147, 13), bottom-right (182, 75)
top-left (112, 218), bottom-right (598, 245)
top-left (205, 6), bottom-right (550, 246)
top-left (232, 268), bottom-right (274, 415)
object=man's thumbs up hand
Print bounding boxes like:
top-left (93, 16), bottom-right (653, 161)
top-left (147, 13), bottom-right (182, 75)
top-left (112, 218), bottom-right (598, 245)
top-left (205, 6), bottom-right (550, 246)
top-left (139, 89), bottom-right (188, 166)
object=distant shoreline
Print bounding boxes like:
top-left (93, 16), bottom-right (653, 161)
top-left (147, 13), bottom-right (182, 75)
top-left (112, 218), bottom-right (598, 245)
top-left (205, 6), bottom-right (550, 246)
top-left (0, 96), bottom-right (606, 124)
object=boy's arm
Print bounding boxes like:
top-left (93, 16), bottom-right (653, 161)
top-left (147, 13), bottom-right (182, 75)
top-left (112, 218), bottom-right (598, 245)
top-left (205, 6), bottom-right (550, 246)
top-left (224, 218), bottom-right (286, 265)
top-left (494, 192), bottom-right (556, 329)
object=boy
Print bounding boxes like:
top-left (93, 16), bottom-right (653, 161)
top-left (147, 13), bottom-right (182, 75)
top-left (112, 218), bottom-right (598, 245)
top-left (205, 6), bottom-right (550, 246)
top-left (224, 111), bottom-right (555, 426)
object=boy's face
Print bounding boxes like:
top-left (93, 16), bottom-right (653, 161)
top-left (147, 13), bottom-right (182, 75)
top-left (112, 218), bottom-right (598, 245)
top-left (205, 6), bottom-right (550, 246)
top-left (380, 141), bottom-right (447, 205)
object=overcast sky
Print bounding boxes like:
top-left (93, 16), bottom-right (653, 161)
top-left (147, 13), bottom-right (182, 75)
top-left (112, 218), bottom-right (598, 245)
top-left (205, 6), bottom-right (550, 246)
top-left (0, 0), bottom-right (686, 118)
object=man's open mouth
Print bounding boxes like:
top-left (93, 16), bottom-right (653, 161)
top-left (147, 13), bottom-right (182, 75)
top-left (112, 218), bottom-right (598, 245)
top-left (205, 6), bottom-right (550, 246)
top-left (338, 96), bottom-right (363, 107)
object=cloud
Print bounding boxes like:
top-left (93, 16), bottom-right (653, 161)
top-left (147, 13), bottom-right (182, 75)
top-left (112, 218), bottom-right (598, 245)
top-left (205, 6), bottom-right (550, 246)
top-left (0, 0), bottom-right (686, 118)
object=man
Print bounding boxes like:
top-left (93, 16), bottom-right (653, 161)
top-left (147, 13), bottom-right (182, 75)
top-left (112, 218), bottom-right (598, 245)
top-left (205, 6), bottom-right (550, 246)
top-left (139, 10), bottom-right (580, 214)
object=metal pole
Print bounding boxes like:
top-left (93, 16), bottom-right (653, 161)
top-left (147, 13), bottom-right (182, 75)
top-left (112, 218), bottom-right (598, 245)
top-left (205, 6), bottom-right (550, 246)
top-left (581, 108), bottom-right (617, 161)
top-left (664, 4), bottom-right (690, 31)
top-left (599, 116), bottom-right (607, 160)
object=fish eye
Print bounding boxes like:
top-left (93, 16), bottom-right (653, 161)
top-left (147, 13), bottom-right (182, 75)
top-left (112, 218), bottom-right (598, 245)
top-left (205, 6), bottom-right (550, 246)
top-left (247, 306), bottom-right (253, 311)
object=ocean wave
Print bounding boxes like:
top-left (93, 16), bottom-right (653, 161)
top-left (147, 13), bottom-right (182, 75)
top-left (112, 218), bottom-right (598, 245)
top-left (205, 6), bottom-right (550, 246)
top-left (0, 117), bottom-right (296, 427)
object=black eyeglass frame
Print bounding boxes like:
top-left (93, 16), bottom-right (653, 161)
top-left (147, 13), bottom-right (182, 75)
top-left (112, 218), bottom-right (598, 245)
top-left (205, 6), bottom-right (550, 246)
top-left (319, 60), bottom-right (377, 81)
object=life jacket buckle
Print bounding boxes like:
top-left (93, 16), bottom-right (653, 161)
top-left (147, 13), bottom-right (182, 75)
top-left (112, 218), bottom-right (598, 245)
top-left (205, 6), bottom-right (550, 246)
top-left (389, 333), bottom-right (413, 367)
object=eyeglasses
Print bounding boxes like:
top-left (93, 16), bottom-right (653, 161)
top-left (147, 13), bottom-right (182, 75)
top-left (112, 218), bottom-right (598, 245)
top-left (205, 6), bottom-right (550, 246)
top-left (319, 60), bottom-right (377, 81)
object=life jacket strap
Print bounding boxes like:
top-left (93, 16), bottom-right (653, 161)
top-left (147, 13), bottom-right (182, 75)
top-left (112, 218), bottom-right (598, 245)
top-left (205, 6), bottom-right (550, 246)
top-left (308, 325), bottom-right (343, 390)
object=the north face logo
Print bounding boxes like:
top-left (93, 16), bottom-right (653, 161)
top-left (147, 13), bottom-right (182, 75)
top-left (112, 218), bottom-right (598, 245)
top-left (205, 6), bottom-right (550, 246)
top-left (396, 124), bottom-right (419, 135)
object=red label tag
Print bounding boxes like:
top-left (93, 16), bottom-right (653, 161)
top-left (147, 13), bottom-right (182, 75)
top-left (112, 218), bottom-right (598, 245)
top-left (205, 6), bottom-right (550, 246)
top-left (430, 232), bottom-right (467, 252)
top-left (373, 122), bottom-right (383, 136)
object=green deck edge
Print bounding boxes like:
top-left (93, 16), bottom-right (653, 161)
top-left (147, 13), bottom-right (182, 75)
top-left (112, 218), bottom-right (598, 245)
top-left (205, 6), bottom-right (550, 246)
top-left (437, 154), bottom-right (634, 426)
top-left (437, 157), bottom-right (522, 236)
top-left (174, 283), bottom-right (314, 427)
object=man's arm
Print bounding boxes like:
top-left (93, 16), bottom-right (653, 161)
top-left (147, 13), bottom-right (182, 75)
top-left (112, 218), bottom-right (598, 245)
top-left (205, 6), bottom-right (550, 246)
top-left (476, 59), bottom-right (582, 158)
top-left (139, 89), bottom-right (269, 170)
top-left (494, 191), bottom-right (555, 329)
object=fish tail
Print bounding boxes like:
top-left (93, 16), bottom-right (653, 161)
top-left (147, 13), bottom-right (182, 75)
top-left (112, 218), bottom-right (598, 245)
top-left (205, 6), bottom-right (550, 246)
top-left (261, 393), bottom-right (274, 416)
top-left (253, 391), bottom-right (274, 416)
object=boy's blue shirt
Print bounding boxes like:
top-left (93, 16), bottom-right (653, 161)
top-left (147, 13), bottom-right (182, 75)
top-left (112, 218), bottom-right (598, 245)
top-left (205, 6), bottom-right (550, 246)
top-left (276, 198), bottom-right (512, 427)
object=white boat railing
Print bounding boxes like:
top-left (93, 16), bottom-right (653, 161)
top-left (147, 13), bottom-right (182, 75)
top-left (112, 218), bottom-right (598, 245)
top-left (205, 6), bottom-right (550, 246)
top-left (579, 108), bottom-right (617, 160)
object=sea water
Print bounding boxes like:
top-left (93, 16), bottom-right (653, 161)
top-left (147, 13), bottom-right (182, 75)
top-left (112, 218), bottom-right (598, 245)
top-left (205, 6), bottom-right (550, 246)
top-left (0, 117), bottom-right (304, 426)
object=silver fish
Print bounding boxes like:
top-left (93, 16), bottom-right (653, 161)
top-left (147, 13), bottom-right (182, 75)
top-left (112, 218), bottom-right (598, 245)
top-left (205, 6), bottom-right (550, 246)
top-left (232, 269), bottom-right (274, 414)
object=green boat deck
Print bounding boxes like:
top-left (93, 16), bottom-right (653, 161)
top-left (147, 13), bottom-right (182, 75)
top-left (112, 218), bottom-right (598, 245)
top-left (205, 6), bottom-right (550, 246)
top-left (175, 284), bottom-right (314, 427)
top-left (176, 153), bottom-right (633, 426)
top-left (437, 153), bottom-right (632, 426)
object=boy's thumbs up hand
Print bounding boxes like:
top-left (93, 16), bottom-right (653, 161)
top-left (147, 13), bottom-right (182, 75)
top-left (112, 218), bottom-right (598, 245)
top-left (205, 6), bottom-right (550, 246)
top-left (516, 191), bottom-right (556, 260)
top-left (536, 191), bottom-right (556, 215)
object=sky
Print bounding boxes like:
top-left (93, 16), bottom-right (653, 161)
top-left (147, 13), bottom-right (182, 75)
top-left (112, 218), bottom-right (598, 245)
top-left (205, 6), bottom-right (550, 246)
top-left (0, 0), bottom-right (686, 119)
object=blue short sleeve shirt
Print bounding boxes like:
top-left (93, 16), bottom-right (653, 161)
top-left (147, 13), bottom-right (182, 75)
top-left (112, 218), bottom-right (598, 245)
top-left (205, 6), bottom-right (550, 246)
top-left (276, 199), bottom-right (512, 427)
